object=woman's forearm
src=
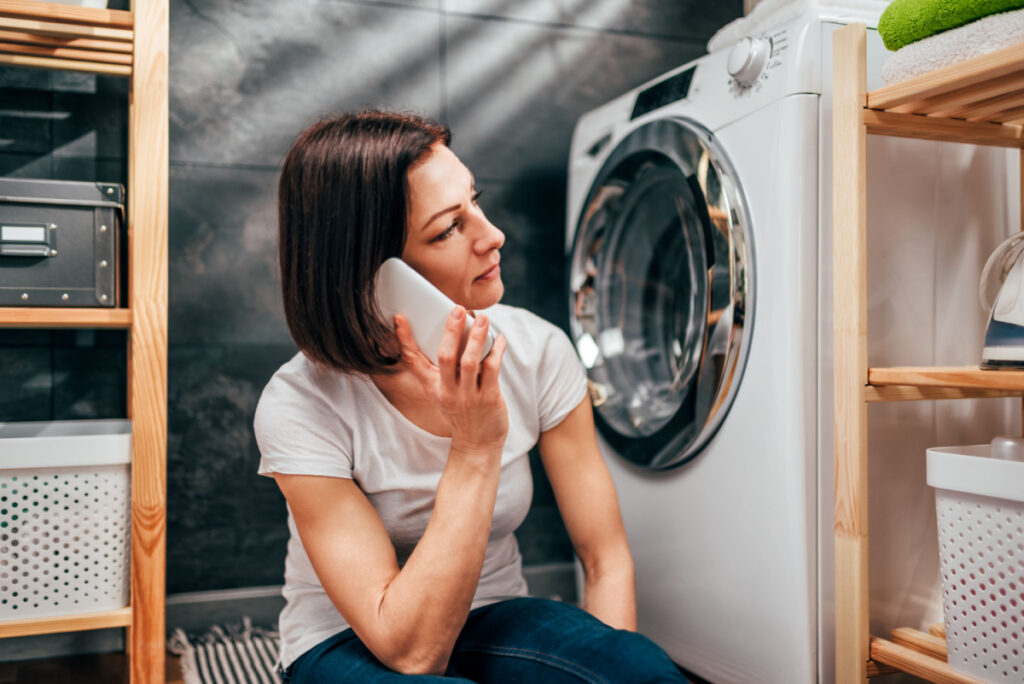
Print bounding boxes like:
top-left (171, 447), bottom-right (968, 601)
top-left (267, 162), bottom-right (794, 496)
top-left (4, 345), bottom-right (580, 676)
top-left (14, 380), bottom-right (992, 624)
top-left (374, 444), bottom-right (502, 674)
top-left (582, 557), bottom-right (637, 631)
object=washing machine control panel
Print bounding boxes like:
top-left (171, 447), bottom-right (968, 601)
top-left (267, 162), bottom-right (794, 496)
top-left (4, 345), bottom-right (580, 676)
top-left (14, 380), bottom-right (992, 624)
top-left (728, 27), bottom-right (789, 96)
top-left (727, 36), bottom-right (770, 86)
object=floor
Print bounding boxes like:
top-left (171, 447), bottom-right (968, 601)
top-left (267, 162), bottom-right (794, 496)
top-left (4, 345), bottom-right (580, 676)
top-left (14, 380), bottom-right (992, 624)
top-left (0, 652), bottom-right (183, 684)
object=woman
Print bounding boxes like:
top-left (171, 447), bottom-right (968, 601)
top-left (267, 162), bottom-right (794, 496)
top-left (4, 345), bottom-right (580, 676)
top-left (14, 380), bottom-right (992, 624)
top-left (254, 109), bottom-right (688, 682)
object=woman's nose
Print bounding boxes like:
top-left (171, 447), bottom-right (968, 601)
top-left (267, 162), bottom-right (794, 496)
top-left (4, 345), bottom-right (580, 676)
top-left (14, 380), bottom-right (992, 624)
top-left (474, 215), bottom-right (505, 253)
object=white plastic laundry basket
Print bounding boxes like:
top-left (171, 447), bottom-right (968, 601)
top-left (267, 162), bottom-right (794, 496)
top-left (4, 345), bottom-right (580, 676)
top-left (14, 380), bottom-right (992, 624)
top-left (0, 420), bottom-right (131, 620)
top-left (927, 445), bottom-right (1024, 683)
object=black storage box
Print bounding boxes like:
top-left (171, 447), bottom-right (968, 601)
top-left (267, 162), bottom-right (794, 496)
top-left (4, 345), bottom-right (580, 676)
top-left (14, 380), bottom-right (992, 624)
top-left (0, 178), bottom-right (124, 308)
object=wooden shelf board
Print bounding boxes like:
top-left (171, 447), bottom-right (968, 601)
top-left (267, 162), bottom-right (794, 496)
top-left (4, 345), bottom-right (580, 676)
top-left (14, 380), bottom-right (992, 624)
top-left (0, 27), bottom-right (132, 52)
top-left (0, 607), bottom-right (131, 639)
top-left (890, 627), bottom-right (948, 661)
top-left (0, 307), bottom-right (131, 328)
top-left (0, 0), bottom-right (132, 29)
top-left (868, 42), bottom-right (1024, 112)
top-left (863, 109), bottom-right (1024, 148)
top-left (890, 71), bottom-right (1024, 117)
top-left (0, 50), bottom-right (130, 74)
top-left (868, 366), bottom-right (1024, 391)
top-left (0, 15), bottom-right (132, 42)
top-left (0, 39), bottom-right (132, 64)
top-left (870, 636), bottom-right (984, 684)
top-left (865, 385), bottom-right (1023, 402)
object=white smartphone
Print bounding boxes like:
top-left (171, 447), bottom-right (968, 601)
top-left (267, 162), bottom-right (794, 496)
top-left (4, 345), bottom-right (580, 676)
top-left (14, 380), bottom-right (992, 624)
top-left (374, 257), bottom-right (495, 366)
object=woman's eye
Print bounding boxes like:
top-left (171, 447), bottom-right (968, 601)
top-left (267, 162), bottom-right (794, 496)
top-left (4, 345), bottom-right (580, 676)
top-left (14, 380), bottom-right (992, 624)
top-left (431, 191), bottom-right (481, 243)
top-left (433, 223), bottom-right (456, 242)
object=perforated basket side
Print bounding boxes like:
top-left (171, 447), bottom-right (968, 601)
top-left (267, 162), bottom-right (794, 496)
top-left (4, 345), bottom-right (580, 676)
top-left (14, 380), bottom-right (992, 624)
top-left (935, 488), bottom-right (1024, 682)
top-left (0, 464), bottom-right (130, 619)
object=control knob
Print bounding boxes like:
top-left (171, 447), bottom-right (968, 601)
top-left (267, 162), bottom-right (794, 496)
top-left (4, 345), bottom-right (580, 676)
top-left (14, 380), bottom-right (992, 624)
top-left (727, 36), bottom-right (771, 87)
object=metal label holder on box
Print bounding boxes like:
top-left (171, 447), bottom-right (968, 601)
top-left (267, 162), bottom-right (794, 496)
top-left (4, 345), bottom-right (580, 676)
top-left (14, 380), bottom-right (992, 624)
top-left (0, 178), bottom-right (125, 308)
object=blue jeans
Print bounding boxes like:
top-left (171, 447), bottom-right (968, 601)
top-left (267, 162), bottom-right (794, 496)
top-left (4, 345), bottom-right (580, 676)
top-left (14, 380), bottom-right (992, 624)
top-left (284, 597), bottom-right (688, 683)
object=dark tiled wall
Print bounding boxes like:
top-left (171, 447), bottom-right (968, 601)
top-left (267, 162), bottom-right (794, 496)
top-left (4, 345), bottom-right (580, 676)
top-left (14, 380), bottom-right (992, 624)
top-left (0, 0), bottom-right (742, 595)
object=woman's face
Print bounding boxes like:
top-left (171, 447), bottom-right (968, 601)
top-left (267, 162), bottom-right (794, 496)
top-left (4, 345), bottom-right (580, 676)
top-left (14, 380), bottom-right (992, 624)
top-left (402, 143), bottom-right (505, 311)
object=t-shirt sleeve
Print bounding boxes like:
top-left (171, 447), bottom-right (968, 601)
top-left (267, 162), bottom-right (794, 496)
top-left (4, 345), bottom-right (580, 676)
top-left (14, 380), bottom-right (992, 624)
top-left (537, 322), bottom-right (589, 433)
top-left (254, 377), bottom-right (354, 479)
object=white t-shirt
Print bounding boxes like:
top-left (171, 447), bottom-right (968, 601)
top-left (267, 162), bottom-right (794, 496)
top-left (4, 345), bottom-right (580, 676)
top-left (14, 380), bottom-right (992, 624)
top-left (254, 303), bottom-right (588, 669)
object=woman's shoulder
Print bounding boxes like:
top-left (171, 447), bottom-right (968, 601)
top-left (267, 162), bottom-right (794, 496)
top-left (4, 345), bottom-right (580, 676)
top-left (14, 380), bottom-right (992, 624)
top-left (485, 304), bottom-right (576, 368)
top-left (486, 303), bottom-right (563, 341)
top-left (254, 351), bottom-right (363, 434)
top-left (254, 352), bottom-right (362, 476)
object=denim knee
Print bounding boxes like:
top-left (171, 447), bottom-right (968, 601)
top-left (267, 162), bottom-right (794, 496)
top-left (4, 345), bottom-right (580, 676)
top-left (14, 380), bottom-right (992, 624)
top-left (599, 629), bottom-right (688, 682)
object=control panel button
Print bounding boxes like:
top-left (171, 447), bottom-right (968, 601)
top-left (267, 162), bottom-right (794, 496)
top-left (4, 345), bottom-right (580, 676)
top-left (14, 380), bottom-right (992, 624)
top-left (727, 36), bottom-right (771, 87)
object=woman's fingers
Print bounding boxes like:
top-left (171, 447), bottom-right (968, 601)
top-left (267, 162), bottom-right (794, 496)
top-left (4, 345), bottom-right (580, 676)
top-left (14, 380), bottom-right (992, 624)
top-left (394, 315), bottom-right (435, 387)
top-left (458, 314), bottom-right (490, 393)
top-left (437, 307), bottom-right (466, 391)
top-left (477, 333), bottom-right (506, 392)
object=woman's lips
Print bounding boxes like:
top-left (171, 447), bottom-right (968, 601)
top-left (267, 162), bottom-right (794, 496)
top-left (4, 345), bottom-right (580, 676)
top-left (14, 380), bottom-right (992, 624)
top-left (475, 264), bottom-right (500, 281)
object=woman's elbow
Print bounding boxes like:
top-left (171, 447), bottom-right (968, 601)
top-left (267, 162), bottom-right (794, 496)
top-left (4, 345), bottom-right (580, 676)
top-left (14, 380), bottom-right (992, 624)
top-left (374, 634), bottom-right (450, 676)
top-left (387, 650), bottom-right (448, 676)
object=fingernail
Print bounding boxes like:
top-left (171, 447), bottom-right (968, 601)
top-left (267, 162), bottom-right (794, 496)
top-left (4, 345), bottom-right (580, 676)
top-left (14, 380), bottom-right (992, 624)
top-left (474, 315), bottom-right (485, 328)
top-left (452, 307), bottom-right (464, 320)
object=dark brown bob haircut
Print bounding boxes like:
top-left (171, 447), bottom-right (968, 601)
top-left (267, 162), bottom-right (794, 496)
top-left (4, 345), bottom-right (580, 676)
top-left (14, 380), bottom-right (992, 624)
top-left (278, 110), bottom-right (451, 374)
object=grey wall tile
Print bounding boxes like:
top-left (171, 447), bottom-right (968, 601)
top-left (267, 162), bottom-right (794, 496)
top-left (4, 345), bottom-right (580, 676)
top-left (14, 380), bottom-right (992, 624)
top-left (476, 178), bottom-right (568, 327)
top-left (443, 15), bottom-right (707, 182)
top-left (52, 77), bottom-right (128, 161)
top-left (444, 0), bottom-right (742, 40)
top-left (0, 153), bottom-right (52, 178)
top-left (170, 0), bottom-right (444, 166)
top-left (167, 343), bottom-right (297, 592)
top-left (518, 448), bottom-right (575, 562)
top-left (0, 67), bottom-right (50, 90)
top-left (51, 158), bottom-right (127, 186)
top-left (0, 74), bottom-right (127, 177)
top-left (0, 88), bottom-right (52, 155)
top-left (169, 164), bottom-right (289, 346)
top-left (51, 341), bottom-right (127, 420)
top-left (0, 330), bottom-right (51, 346)
top-left (0, 348), bottom-right (52, 421)
top-left (523, 563), bottom-right (577, 603)
top-left (0, 334), bottom-right (126, 422)
top-left (516, 504), bottom-right (574, 564)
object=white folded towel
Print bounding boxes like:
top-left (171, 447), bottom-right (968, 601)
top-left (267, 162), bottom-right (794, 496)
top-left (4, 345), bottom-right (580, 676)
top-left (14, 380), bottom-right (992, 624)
top-left (881, 8), bottom-right (1024, 85)
top-left (707, 0), bottom-right (892, 53)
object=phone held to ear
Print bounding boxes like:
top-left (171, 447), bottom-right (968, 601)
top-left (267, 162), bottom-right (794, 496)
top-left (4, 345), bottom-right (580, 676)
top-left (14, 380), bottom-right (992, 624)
top-left (374, 257), bottom-right (495, 366)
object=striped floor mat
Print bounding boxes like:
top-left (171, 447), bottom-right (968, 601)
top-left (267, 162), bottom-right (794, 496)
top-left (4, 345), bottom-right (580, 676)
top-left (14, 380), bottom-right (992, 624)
top-left (168, 619), bottom-right (282, 684)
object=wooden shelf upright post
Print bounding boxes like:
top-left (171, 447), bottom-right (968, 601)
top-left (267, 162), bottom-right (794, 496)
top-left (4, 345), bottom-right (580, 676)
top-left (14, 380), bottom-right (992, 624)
top-left (832, 23), bottom-right (870, 684)
top-left (127, 0), bottom-right (168, 682)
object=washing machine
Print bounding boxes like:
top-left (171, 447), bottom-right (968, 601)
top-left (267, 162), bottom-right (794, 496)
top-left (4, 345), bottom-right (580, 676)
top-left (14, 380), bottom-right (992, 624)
top-left (565, 7), bottom-right (1018, 684)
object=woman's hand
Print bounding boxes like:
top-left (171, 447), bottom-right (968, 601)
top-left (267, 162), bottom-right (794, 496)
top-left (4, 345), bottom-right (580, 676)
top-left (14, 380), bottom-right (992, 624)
top-left (394, 307), bottom-right (509, 455)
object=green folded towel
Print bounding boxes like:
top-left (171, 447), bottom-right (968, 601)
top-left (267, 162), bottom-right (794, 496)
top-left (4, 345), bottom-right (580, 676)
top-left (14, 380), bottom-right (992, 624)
top-left (878, 0), bottom-right (1024, 50)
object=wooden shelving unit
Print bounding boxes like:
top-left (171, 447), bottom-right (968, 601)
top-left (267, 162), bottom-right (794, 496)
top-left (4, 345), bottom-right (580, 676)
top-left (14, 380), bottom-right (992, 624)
top-left (0, 307), bottom-right (132, 328)
top-left (0, 0), bottom-right (133, 75)
top-left (0, 1), bottom-right (167, 682)
top-left (833, 23), bottom-right (1024, 684)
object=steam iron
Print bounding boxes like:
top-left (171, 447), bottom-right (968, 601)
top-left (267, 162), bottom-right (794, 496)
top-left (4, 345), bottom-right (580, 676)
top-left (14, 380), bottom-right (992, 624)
top-left (981, 232), bottom-right (1024, 368)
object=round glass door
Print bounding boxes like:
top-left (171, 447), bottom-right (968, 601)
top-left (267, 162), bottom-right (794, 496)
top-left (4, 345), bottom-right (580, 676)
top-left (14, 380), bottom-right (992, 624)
top-left (568, 118), bottom-right (753, 470)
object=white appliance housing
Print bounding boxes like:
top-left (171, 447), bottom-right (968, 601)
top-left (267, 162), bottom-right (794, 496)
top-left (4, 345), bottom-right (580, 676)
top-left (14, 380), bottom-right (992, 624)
top-left (565, 10), bottom-right (1018, 684)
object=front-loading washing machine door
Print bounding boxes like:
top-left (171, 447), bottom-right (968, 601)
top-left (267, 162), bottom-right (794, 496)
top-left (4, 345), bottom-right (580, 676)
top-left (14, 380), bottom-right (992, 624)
top-left (568, 117), bottom-right (753, 470)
